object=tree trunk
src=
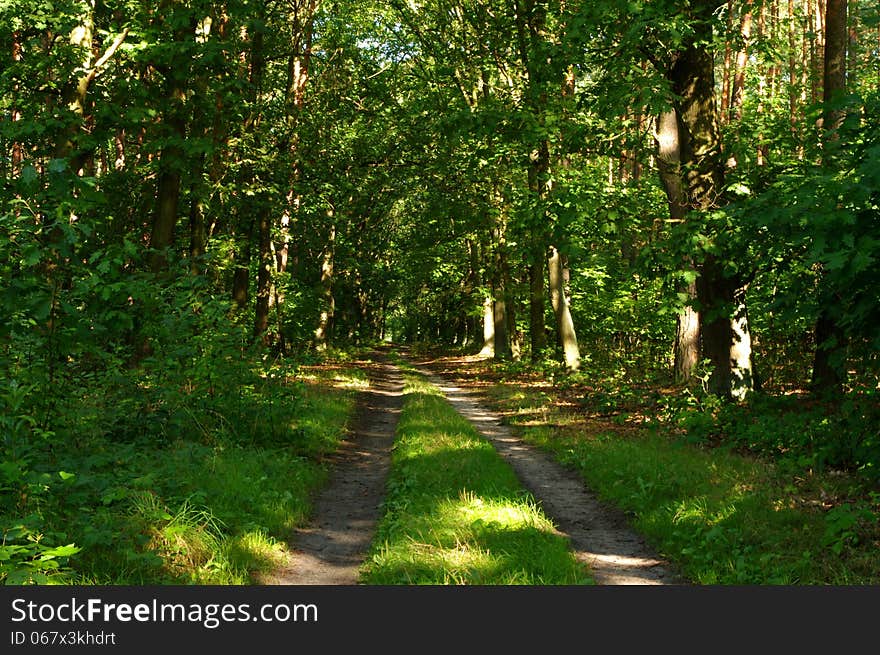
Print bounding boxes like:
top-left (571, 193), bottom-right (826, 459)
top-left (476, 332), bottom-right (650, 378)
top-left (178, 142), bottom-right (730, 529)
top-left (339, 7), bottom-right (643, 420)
top-left (491, 255), bottom-right (511, 361)
top-left (276, 0), bottom-right (318, 310)
top-left (253, 204), bottom-right (272, 343)
top-left (148, 8), bottom-right (190, 274)
top-left (232, 218), bottom-right (253, 310)
top-left (721, 0), bottom-right (733, 123)
top-left (821, 0), bottom-right (848, 135)
top-left (788, 0), bottom-right (798, 142)
top-left (730, 2), bottom-right (753, 126)
top-left (811, 0), bottom-right (849, 393)
top-left (188, 183), bottom-right (207, 273)
top-left (529, 257), bottom-right (547, 360)
top-left (655, 110), bottom-right (701, 382)
top-left (10, 30), bottom-right (23, 177)
top-left (480, 296), bottom-right (495, 356)
top-left (548, 246), bottom-right (580, 371)
top-left (466, 239), bottom-right (482, 348)
top-left (665, 5), bottom-right (753, 400)
top-left (149, 144), bottom-right (184, 273)
top-left (314, 224), bottom-right (336, 350)
top-left (675, 280), bottom-right (701, 382)
top-left (698, 256), bottom-right (754, 399)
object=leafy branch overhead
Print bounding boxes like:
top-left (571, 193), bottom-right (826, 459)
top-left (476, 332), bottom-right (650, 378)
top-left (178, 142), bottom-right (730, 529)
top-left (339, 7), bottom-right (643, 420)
top-left (1, 0), bottom-right (878, 584)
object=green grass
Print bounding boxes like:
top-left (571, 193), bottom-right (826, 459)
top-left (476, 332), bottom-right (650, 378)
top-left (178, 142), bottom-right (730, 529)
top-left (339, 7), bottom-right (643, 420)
top-left (360, 371), bottom-right (592, 585)
top-left (483, 382), bottom-right (880, 585)
top-left (1, 359), bottom-right (363, 585)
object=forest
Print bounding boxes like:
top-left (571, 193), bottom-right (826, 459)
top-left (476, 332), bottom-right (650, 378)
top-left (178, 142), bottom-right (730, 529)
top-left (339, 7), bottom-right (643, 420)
top-left (1, 0), bottom-right (878, 585)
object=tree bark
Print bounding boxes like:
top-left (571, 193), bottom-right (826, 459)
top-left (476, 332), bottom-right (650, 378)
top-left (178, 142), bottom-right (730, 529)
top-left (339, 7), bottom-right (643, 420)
top-left (253, 203), bottom-right (273, 343)
top-left (10, 30), bottom-right (23, 177)
top-left (664, 4), bottom-right (753, 400)
top-left (529, 257), bottom-right (547, 360)
top-left (721, 0), bottom-right (733, 123)
top-left (148, 7), bottom-right (190, 273)
top-left (730, 2), bottom-right (753, 125)
top-left (811, 0), bottom-right (849, 393)
top-left (232, 218), bottom-right (253, 310)
top-left (480, 295), bottom-right (495, 356)
top-left (491, 237), bottom-right (511, 361)
top-left (313, 223), bottom-right (336, 350)
top-left (548, 246), bottom-right (580, 371)
top-left (655, 109), bottom-right (700, 382)
top-left (821, 0), bottom-right (848, 134)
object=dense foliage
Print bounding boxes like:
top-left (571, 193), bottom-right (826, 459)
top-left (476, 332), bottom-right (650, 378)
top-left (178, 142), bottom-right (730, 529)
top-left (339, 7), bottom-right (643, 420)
top-left (1, 0), bottom-right (878, 582)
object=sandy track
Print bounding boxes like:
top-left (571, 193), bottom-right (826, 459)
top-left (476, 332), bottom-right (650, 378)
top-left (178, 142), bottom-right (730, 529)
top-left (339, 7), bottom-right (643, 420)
top-left (262, 355), bottom-right (403, 585)
top-left (269, 350), bottom-right (683, 585)
top-left (411, 361), bottom-right (683, 585)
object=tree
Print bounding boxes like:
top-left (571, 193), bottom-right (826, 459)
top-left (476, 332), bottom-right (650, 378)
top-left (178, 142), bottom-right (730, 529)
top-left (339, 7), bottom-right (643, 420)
top-left (810, 0), bottom-right (849, 393)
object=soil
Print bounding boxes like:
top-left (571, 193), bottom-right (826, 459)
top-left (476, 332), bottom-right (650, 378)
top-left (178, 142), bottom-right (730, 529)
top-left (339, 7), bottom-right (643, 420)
top-left (260, 353), bottom-right (403, 585)
top-left (268, 348), bottom-right (684, 585)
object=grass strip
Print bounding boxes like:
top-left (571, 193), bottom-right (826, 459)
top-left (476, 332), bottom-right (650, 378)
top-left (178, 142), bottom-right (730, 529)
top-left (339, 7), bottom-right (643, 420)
top-left (360, 370), bottom-right (592, 585)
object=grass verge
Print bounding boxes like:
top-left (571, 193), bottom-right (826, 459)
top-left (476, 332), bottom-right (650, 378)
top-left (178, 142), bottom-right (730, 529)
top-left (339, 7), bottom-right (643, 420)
top-left (360, 369), bottom-right (592, 585)
top-left (1, 357), bottom-right (365, 585)
top-left (454, 359), bottom-right (879, 585)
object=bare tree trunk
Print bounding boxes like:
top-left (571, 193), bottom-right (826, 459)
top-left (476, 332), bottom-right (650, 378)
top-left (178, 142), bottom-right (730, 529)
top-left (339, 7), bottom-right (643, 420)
top-left (491, 238), bottom-right (511, 361)
top-left (466, 239), bottom-right (482, 348)
top-left (548, 246), bottom-right (580, 371)
top-left (655, 110), bottom-right (700, 382)
top-left (149, 144), bottom-right (184, 273)
top-left (675, 282), bottom-right (701, 382)
top-left (148, 6), bottom-right (190, 273)
top-left (480, 295), bottom-right (495, 356)
top-left (253, 204), bottom-right (273, 343)
top-left (756, 4), bottom-right (769, 165)
top-left (811, 0), bottom-right (848, 393)
top-left (788, 0), bottom-right (798, 142)
top-left (276, 0), bottom-right (318, 312)
top-left (529, 257), bottom-right (547, 360)
top-left (665, 6), bottom-right (754, 400)
top-left (187, 13), bottom-right (221, 275)
top-left (730, 2), bottom-right (753, 125)
top-left (507, 280), bottom-right (521, 361)
top-left (10, 31), bottom-right (23, 177)
top-left (821, 0), bottom-right (848, 134)
top-left (313, 223), bottom-right (336, 350)
top-left (698, 256), bottom-right (754, 399)
top-left (232, 218), bottom-right (253, 310)
top-left (721, 0), bottom-right (733, 124)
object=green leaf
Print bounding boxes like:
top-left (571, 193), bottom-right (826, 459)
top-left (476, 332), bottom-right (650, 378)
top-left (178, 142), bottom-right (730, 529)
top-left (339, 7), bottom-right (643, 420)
top-left (39, 544), bottom-right (81, 560)
top-left (20, 165), bottom-right (37, 186)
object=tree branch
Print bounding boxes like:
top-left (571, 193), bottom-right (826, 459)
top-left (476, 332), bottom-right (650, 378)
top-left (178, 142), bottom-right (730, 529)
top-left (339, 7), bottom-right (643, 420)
top-left (85, 28), bottom-right (131, 87)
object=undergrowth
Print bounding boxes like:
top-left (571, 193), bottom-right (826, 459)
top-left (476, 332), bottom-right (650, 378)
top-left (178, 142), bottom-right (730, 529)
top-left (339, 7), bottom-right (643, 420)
top-left (1, 350), bottom-right (363, 585)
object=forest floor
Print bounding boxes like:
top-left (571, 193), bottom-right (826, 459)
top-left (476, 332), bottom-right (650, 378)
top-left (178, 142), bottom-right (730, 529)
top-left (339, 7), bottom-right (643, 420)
top-left (271, 347), bottom-right (682, 585)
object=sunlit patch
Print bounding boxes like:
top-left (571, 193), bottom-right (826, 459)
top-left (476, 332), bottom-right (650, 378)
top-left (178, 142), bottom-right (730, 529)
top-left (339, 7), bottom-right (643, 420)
top-left (226, 531), bottom-right (289, 581)
top-left (672, 497), bottom-right (738, 526)
top-left (362, 369), bottom-right (591, 585)
top-left (453, 492), bottom-right (551, 532)
top-left (330, 374), bottom-right (371, 389)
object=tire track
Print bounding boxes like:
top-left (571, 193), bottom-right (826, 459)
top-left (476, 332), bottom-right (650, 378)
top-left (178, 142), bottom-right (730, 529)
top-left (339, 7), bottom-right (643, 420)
top-left (411, 361), bottom-right (684, 585)
top-left (264, 354), bottom-right (403, 585)
top-left (268, 349), bottom-right (682, 585)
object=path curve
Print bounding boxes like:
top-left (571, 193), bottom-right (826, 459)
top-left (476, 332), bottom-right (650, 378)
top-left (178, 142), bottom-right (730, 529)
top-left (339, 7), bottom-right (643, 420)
top-left (263, 354), bottom-right (403, 585)
top-left (411, 361), bottom-right (684, 585)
